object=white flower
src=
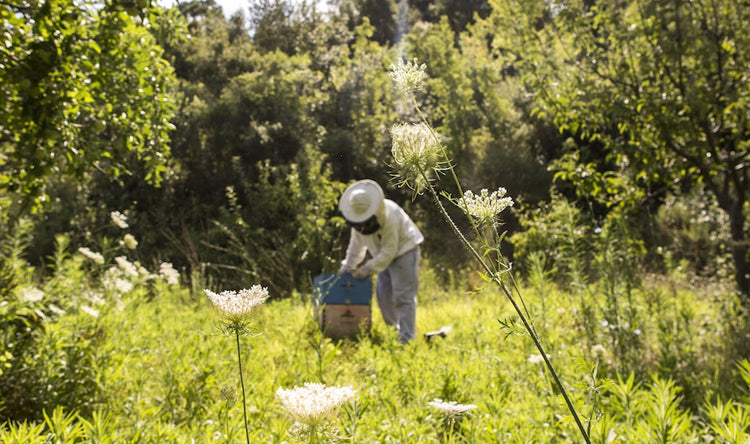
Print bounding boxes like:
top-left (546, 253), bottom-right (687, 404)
top-left (84, 291), bottom-right (105, 306)
top-left (457, 188), bottom-right (514, 226)
top-left (591, 344), bottom-right (607, 358)
top-left (115, 256), bottom-right (139, 277)
top-left (122, 234), bottom-right (138, 250)
top-left (205, 286), bottom-right (268, 323)
top-left (104, 265), bottom-right (135, 293)
top-left (276, 383), bottom-right (356, 425)
top-left (114, 278), bottom-right (133, 293)
top-left (81, 305), bottom-right (100, 318)
top-left (390, 122), bottom-right (446, 191)
top-left (48, 304), bottom-right (66, 315)
top-left (110, 211), bottom-right (129, 229)
top-left (528, 353), bottom-right (549, 364)
top-left (21, 287), bottom-right (44, 302)
top-left (428, 399), bottom-right (477, 417)
top-left (78, 247), bottom-right (105, 264)
top-left (159, 262), bottom-right (180, 285)
top-left (389, 58), bottom-right (427, 96)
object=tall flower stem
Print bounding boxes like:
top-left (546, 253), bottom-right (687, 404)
top-left (420, 167), bottom-right (591, 444)
top-left (390, 58), bottom-right (589, 442)
top-left (235, 330), bottom-right (251, 444)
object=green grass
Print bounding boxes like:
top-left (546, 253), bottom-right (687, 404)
top-left (2, 266), bottom-right (750, 443)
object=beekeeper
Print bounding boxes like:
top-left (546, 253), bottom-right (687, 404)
top-left (338, 179), bottom-right (424, 343)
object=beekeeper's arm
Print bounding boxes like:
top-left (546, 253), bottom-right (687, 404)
top-left (339, 229), bottom-right (368, 274)
top-left (352, 222), bottom-right (399, 279)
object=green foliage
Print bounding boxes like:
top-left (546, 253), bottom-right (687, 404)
top-left (0, 222), bottom-right (181, 423)
top-left (512, 195), bottom-right (594, 284)
top-left (204, 145), bottom-right (347, 297)
top-left (0, 237), bottom-right (105, 422)
top-left (654, 186), bottom-right (733, 279)
top-left (1, 263), bottom-right (748, 442)
top-left (524, 0), bottom-right (750, 296)
top-left (0, 0), bottom-right (179, 215)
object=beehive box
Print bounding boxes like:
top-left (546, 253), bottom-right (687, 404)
top-left (313, 273), bottom-right (372, 339)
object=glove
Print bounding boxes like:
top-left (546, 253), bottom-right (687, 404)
top-left (338, 264), bottom-right (353, 275)
top-left (352, 265), bottom-right (371, 280)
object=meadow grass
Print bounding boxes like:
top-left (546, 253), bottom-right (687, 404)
top-left (3, 264), bottom-right (749, 443)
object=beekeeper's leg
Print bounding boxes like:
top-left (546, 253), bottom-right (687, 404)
top-left (376, 268), bottom-right (398, 329)
top-left (379, 247), bottom-right (419, 342)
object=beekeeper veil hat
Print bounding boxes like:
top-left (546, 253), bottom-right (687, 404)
top-left (339, 179), bottom-right (384, 223)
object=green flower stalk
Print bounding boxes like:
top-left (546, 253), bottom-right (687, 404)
top-left (276, 382), bottom-right (356, 443)
top-left (389, 60), bottom-right (591, 443)
top-left (205, 286), bottom-right (268, 444)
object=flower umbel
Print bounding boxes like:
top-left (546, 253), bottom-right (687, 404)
top-left (428, 399), bottom-right (477, 418)
top-left (389, 58), bottom-right (427, 97)
top-left (205, 286), bottom-right (268, 329)
top-left (78, 247), bottom-right (105, 264)
top-left (122, 234), bottom-right (138, 250)
top-left (110, 211), bottom-right (128, 229)
top-left (457, 188), bottom-right (514, 226)
top-left (390, 122), bottom-right (447, 192)
top-left (276, 382), bottom-right (356, 426)
top-left (159, 262), bottom-right (180, 285)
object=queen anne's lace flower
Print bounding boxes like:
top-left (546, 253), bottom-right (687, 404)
top-left (110, 211), bottom-right (129, 229)
top-left (591, 344), bottom-right (607, 358)
top-left (428, 399), bottom-right (477, 417)
top-left (528, 353), bottom-right (550, 364)
top-left (389, 58), bottom-right (427, 96)
top-left (205, 286), bottom-right (268, 324)
top-left (159, 262), bottom-right (180, 285)
top-left (458, 188), bottom-right (514, 226)
top-left (390, 122), bottom-right (446, 191)
top-left (22, 287), bottom-right (44, 302)
top-left (78, 247), bottom-right (105, 264)
top-left (122, 234), bottom-right (138, 250)
top-left (115, 256), bottom-right (139, 277)
top-left (81, 305), bottom-right (100, 318)
top-left (276, 383), bottom-right (356, 426)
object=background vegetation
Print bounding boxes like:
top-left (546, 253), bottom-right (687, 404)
top-left (2, 0), bottom-right (750, 441)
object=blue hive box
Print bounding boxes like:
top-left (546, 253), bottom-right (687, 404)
top-left (313, 273), bottom-right (371, 338)
top-left (313, 273), bottom-right (371, 305)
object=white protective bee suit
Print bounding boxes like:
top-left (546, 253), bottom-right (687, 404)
top-left (339, 179), bottom-right (424, 342)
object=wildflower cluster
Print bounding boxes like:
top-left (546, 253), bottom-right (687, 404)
top-left (390, 122), bottom-right (447, 192)
top-left (77, 209), bottom-right (182, 296)
top-left (388, 58), bottom-right (427, 97)
top-left (457, 187), bottom-right (514, 227)
top-left (276, 382), bottom-right (356, 426)
top-left (428, 399), bottom-right (477, 417)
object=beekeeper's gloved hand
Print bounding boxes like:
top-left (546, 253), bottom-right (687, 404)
top-left (352, 265), bottom-right (371, 280)
top-left (338, 264), bottom-right (353, 275)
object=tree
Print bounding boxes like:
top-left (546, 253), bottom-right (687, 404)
top-left (524, 0), bottom-right (750, 298)
top-left (0, 0), bottom-right (180, 220)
